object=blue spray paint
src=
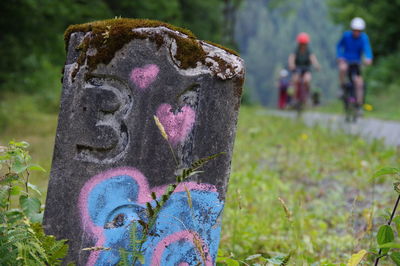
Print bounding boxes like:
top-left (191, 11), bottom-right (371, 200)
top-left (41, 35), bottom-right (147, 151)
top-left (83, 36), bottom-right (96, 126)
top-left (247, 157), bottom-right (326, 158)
top-left (80, 168), bottom-right (223, 265)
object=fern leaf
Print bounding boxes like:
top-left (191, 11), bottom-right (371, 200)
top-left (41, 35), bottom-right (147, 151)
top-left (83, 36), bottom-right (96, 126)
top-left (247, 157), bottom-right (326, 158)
top-left (151, 192), bottom-right (157, 200)
top-left (129, 222), bottom-right (137, 252)
top-left (191, 152), bottom-right (225, 169)
top-left (146, 202), bottom-right (154, 217)
top-left (118, 248), bottom-right (129, 266)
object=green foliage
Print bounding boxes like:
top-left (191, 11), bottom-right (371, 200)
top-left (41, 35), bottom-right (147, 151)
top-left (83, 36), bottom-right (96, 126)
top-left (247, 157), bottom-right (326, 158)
top-left (31, 223), bottom-right (70, 266)
top-left (0, 0), bottom-right (111, 94)
top-left (329, 0), bottom-right (400, 58)
top-left (362, 51), bottom-right (400, 121)
top-left (373, 167), bottom-right (400, 179)
top-left (377, 225), bottom-right (394, 254)
top-left (0, 0), bottom-right (228, 96)
top-left (0, 217), bottom-right (68, 266)
top-left (0, 141), bottom-right (68, 265)
top-left (391, 252), bottom-right (400, 265)
top-left (362, 166), bottom-right (400, 265)
top-left (366, 51), bottom-right (400, 92)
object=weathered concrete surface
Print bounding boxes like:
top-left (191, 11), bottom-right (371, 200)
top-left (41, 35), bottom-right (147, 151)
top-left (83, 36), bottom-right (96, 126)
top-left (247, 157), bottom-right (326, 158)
top-left (43, 19), bottom-right (244, 265)
top-left (264, 110), bottom-right (400, 146)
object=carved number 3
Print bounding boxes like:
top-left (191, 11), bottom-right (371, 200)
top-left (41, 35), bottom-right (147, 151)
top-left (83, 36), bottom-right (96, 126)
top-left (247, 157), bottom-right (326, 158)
top-left (75, 75), bottom-right (133, 163)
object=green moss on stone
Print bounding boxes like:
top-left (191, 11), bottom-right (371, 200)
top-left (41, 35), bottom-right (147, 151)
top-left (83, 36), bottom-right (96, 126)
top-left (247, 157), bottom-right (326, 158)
top-left (64, 18), bottom-right (195, 48)
top-left (203, 41), bottom-right (239, 56)
top-left (168, 32), bottom-right (206, 69)
top-left (64, 18), bottom-right (238, 78)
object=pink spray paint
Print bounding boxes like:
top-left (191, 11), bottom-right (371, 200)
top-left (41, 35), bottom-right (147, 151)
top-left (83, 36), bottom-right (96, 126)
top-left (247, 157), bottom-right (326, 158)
top-left (156, 104), bottom-right (196, 146)
top-left (130, 64), bottom-right (160, 90)
top-left (151, 230), bottom-right (213, 266)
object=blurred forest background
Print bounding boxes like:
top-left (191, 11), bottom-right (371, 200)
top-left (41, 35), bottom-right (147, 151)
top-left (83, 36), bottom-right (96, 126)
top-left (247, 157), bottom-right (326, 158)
top-left (236, 0), bottom-right (340, 105)
top-left (0, 0), bottom-right (399, 129)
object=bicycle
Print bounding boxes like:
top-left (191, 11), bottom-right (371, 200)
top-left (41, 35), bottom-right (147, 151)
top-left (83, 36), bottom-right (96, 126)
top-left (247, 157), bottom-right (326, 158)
top-left (294, 71), bottom-right (309, 116)
top-left (342, 63), bottom-right (362, 123)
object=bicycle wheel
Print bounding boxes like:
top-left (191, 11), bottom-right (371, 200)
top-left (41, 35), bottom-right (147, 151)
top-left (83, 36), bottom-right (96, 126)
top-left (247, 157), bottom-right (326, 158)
top-left (295, 80), bottom-right (307, 117)
top-left (343, 84), bottom-right (357, 123)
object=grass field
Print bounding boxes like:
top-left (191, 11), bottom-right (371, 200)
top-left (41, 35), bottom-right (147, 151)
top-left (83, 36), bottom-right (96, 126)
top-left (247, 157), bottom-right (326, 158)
top-left (1, 101), bottom-right (399, 264)
top-left (220, 106), bottom-right (399, 265)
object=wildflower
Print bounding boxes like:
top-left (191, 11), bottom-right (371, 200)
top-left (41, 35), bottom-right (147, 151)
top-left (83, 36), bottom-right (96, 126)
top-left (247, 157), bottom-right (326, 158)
top-left (363, 103), bottom-right (373, 111)
top-left (300, 133), bottom-right (308, 140)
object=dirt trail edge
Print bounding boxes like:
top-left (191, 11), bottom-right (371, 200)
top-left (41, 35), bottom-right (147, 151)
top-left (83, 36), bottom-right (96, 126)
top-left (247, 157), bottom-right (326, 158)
top-left (262, 110), bottom-right (400, 147)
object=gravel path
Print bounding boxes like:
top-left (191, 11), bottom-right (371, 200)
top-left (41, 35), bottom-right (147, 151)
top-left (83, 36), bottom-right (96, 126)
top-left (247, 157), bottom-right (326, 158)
top-left (263, 110), bottom-right (400, 147)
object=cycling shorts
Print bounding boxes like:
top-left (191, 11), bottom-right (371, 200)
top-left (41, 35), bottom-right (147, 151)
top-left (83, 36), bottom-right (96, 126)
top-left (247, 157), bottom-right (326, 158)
top-left (292, 66), bottom-right (311, 75)
top-left (348, 63), bottom-right (361, 76)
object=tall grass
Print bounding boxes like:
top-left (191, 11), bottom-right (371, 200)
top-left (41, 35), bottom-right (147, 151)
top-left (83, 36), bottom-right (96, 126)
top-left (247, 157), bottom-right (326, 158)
top-left (220, 106), bottom-right (399, 264)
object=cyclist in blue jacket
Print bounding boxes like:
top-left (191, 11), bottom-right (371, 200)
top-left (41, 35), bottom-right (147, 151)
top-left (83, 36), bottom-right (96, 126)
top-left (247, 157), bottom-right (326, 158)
top-left (337, 17), bottom-right (373, 108)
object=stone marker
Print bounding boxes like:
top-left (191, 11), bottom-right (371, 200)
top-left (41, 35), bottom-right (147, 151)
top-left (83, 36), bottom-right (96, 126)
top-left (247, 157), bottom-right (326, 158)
top-left (43, 18), bottom-right (244, 265)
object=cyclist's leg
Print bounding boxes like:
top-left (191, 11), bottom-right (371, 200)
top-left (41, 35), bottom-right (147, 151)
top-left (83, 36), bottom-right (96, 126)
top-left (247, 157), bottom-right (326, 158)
top-left (354, 75), bottom-right (364, 105)
top-left (350, 64), bottom-right (363, 106)
top-left (302, 71), bottom-right (312, 104)
top-left (303, 71), bottom-right (312, 91)
top-left (291, 70), bottom-right (300, 99)
top-left (338, 59), bottom-right (348, 87)
top-left (291, 71), bottom-right (299, 87)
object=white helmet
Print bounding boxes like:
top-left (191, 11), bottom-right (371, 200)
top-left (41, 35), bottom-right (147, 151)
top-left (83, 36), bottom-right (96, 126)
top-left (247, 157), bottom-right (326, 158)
top-left (350, 17), bottom-right (366, 31)
top-left (280, 69), bottom-right (288, 77)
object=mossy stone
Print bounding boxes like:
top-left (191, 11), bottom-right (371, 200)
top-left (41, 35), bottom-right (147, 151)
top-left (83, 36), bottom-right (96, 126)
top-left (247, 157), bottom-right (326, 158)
top-left (65, 18), bottom-right (239, 77)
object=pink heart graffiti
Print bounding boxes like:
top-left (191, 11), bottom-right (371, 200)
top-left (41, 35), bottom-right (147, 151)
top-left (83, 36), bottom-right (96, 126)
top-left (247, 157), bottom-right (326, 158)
top-left (156, 104), bottom-right (196, 146)
top-left (130, 64), bottom-right (160, 90)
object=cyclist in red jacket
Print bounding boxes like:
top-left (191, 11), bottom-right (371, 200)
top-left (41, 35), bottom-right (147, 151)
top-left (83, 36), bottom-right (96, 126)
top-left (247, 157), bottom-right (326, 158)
top-left (288, 33), bottom-right (320, 104)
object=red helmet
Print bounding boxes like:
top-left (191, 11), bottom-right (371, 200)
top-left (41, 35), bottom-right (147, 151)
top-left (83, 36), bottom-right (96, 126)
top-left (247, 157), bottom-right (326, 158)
top-left (297, 32), bottom-right (310, 44)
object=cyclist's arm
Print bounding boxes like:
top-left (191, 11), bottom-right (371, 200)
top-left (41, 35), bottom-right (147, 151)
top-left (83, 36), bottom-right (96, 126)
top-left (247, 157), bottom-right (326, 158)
top-left (310, 54), bottom-right (320, 71)
top-left (288, 53), bottom-right (296, 70)
top-left (362, 34), bottom-right (373, 65)
top-left (336, 33), bottom-right (346, 60)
